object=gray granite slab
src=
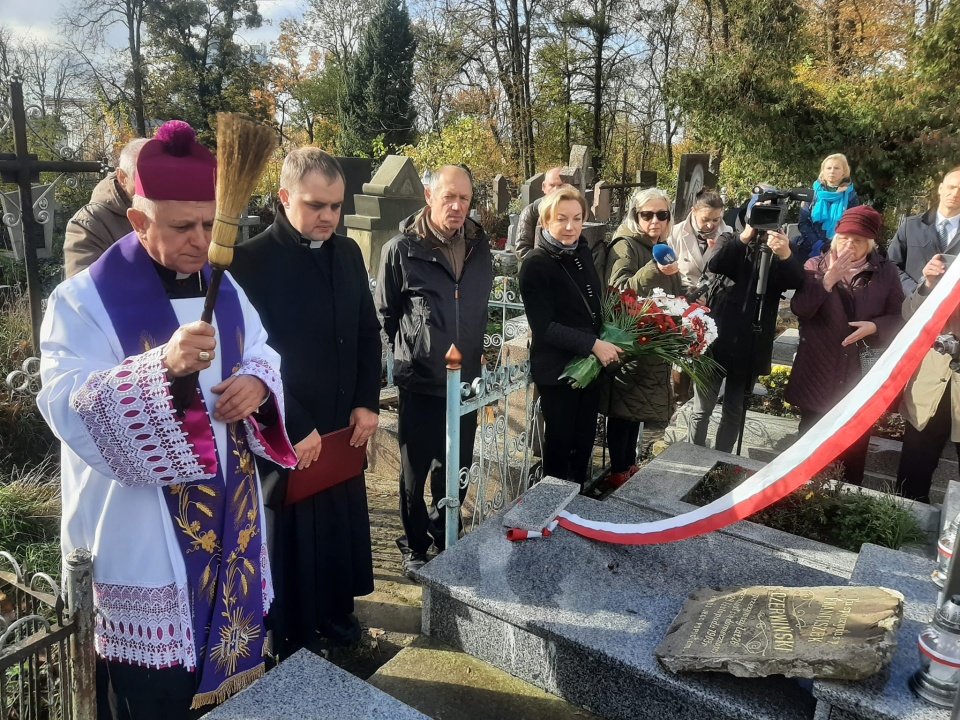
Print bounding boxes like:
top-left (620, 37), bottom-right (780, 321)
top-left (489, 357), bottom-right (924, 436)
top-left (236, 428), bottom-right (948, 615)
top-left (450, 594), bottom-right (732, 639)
top-left (418, 495), bottom-right (845, 720)
top-left (204, 649), bottom-right (430, 720)
top-left (813, 544), bottom-right (945, 720)
top-left (502, 476), bottom-right (580, 532)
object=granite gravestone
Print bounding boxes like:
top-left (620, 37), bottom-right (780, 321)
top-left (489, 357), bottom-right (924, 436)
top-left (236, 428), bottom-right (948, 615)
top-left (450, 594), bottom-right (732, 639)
top-left (343, 155), bottom-right (425, 275)
top-left (656, 585), bottom-right (903, 681)
top-left (560, 166), bottom-right (583, 193)
top-left (636, 170), bottom-right (658, 187)
top-left (569, 145), bottom-right (593, 190)
top-left (493, 174), bottom-right (510, 215)
top-left (521, 172), bottom-right (545, 207)
top-left (592, 180), bottom-right (611, 222)
top-left (334, 156), bottom-right (373, 235)
top-left (674, 154), bottom-right (717, 224)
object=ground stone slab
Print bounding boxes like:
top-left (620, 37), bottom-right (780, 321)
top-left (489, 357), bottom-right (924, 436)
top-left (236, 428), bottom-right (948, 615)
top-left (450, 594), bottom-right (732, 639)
top-left (501, 476), bottom-right (579, 532)
top-left (205, 649), bottom-right (430, 720)
top-left (657, 585), bottom-right (903, 681)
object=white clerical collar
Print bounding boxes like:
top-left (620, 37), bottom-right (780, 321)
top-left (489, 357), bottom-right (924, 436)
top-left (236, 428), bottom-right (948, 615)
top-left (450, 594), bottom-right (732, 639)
top-left (175, 271), bottom-right (192, 280)
top-left (309, 240), bottom-right (325, 249)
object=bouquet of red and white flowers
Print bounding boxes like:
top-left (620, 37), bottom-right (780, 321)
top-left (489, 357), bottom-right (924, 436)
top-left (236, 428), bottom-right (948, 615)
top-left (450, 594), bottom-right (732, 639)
top-left (559, 287), bottom-right (720, 389)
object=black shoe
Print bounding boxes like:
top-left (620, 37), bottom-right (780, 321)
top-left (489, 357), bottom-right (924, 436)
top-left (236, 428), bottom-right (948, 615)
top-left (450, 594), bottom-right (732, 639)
top-left (402, 552), bottom-right (428, 580)
top-left (319, 614), bottom-right (362, 647)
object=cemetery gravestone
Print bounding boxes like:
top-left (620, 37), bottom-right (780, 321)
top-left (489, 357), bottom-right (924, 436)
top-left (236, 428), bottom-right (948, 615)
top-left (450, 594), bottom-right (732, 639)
top-left (636, 170), bottom-right (658, 187)
top-left (521, 172), bottom-right (545, 207)
top-left (493, 174), bottom-right (510, 215)
top-left (344, 155), bottom-right (425, 276)
top-left (560, 166), bottom-right (583, 193)
top-left (675, 154), bottom-right (718, 223)
top-left (569, 145), bottom-right (593, 190)
top-left (656, 585), bottom-right (903, 680)
top-left (592, 180), bottom-right (612, 222)
top-left (335, 156), bottom-right (373, 235)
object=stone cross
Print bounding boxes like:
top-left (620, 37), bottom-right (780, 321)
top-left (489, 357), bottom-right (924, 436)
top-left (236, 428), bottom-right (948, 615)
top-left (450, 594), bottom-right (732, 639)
top-left (0, 78), bottom-right (104, 350)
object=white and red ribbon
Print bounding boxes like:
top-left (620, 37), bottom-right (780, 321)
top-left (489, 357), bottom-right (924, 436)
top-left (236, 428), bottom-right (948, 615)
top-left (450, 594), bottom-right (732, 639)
top-left (559, 262), bottom-right (960, 546)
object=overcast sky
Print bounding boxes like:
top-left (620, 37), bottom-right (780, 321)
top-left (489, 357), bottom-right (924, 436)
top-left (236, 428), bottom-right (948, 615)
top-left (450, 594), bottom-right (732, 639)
top-left (5, 0), bottom-right (303, 45)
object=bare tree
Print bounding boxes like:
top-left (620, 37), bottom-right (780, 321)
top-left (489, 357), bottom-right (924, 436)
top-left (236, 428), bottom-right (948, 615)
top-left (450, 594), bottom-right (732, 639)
top-left (57, 0), bottom-right (150, 136)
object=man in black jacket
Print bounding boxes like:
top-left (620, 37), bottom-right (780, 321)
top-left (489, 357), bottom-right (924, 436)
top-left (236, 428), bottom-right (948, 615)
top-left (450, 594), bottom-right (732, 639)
top-left (230, 148), bottom-right (382, 655)
top-left (687, 200), bottom-right (804, 453)
top-left (375, 165), bottom-right (493, 578)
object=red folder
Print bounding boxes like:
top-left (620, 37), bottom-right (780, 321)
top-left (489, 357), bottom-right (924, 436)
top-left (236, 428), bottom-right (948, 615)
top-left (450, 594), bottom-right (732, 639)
top-left (284, 426), bottom-right (367, 505)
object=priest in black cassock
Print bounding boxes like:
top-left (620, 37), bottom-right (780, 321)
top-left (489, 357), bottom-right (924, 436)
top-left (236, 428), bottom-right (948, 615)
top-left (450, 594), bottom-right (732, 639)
top-left (230, 148), bottom-right (382, 657)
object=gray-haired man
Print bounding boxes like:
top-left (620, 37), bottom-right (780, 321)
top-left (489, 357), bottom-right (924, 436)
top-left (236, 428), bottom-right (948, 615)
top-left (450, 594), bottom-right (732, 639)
top-left (64, 138), bottom-right (150, 278)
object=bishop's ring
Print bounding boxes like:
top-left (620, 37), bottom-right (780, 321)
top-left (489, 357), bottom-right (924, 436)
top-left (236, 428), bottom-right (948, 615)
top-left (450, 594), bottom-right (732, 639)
top-left (198, 351), bottom-right (211, 362)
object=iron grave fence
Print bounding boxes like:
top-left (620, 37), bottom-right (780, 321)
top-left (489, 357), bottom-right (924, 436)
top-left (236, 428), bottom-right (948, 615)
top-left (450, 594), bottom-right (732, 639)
top-left (0, 549), bottom-right (95, 720)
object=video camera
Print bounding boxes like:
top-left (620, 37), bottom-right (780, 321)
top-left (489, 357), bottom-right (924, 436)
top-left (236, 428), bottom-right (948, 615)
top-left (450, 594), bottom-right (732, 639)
top-left (745, 185), bottom-right (814, 232)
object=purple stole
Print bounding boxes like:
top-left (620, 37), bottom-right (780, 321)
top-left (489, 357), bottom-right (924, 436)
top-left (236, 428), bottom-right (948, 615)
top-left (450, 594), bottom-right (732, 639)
top-left (90, 234), bottom-right (268, 707)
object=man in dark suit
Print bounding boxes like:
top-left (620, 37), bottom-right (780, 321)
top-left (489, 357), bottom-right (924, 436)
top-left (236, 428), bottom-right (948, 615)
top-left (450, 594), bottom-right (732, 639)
top-left (888, 167), bottom-right (960, 294)
top-left (230, 149), bottom-right (382, 655)
top-left (889, 166), bottom-right (960, 501)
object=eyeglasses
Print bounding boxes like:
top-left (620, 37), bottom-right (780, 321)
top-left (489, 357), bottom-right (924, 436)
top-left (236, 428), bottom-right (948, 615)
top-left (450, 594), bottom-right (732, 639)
top-left (638, 210), bottom-right (671, 222)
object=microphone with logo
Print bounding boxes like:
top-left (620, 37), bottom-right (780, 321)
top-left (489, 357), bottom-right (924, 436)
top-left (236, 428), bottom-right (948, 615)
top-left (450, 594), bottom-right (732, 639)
top-left (652, 244), bottom-right (677, 267)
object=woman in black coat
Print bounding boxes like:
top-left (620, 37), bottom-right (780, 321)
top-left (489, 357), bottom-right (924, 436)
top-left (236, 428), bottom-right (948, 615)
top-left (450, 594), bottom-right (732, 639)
top-left (519, 187), bottom-right (623, 487)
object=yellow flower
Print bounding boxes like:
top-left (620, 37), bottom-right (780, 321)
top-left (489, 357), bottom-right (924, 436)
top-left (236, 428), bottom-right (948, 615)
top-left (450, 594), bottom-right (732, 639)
top-left (805, 492), bottom-right (814, 501)
top-left (190, 520), bottom-right (201, 533)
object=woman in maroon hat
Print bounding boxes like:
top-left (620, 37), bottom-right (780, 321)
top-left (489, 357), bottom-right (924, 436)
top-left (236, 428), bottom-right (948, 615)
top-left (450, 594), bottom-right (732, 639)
top-left (785, 205), bottom-right (904, 485)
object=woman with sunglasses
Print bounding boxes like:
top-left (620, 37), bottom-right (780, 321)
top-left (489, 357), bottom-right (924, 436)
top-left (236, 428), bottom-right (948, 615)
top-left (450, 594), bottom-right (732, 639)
top-left (603, 187), bottom-right (684, 487)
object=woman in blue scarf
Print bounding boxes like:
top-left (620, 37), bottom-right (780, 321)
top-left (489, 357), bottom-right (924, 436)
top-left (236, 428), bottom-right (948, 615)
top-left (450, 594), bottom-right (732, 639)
top-left (798, 153), bottom-right (860, 261)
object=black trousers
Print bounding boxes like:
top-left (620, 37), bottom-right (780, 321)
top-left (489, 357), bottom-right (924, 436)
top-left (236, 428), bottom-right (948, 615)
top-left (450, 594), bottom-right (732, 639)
top-left (538, 382), bottom-right (601, 486)
top-left (798, 409), bottom-right (870, 486)
top-left (897, 385), bottom-right (960, 503)
top-left (397, 388), bottom-right (478, 555)
top-left (606, 417), bottom-right (642, 473)
top-left (101, 659), bottom-right (204, 720)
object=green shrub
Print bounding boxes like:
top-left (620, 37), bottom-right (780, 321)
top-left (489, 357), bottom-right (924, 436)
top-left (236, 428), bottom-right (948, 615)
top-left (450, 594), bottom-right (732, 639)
top-left (0, 459), bottom-right (61, 579)
top-left (0, 286), bottom-right (57, 476)
top-left (686, 461), bottom-right (925, 552)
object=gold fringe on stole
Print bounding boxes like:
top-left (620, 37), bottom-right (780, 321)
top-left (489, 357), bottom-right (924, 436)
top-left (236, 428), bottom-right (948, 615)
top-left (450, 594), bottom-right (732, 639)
top-left (190, 662), bottom-right (265, 709)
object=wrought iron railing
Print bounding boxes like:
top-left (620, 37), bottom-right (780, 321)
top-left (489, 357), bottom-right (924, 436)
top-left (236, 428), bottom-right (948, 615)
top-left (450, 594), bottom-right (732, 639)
top-left (1, 549), bottom-right (95, 720)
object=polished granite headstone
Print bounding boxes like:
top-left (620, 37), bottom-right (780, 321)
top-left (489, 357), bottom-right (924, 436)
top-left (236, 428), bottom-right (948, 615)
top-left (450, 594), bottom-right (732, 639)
top-left (657, 585), bottom-right (903, 680)
top-left (205, 649), bottom-right (430, 720)
top-left (417, 494), bottom-right (846, 720)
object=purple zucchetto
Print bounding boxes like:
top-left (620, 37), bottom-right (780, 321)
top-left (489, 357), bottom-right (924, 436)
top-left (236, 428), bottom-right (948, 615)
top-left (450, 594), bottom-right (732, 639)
top-left (135, 120), bottom-right (217, 202)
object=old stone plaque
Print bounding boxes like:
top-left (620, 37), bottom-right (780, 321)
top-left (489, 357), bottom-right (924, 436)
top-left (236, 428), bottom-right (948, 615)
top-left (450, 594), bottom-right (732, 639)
top-left (656, 585), bottom-right (903, 680)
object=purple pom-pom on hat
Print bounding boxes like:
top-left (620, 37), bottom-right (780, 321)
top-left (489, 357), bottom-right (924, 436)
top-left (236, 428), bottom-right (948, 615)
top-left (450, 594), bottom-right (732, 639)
top-left (153, 120), bottom-right (196, 157)
top-left (135, 119), bottom-right (216, 201)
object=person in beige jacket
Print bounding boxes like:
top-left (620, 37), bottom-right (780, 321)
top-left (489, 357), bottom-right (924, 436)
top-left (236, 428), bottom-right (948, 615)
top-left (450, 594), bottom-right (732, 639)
top-left (668, 187), bottom-right (732, 296)
top-left (63, 138), bottom-right (148, 278)
top-left (897, 250), bottom-right (960, 502)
